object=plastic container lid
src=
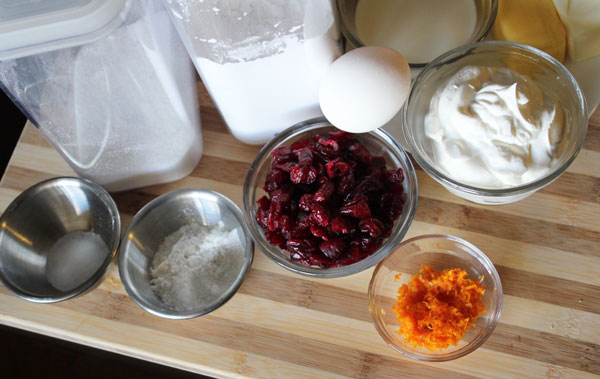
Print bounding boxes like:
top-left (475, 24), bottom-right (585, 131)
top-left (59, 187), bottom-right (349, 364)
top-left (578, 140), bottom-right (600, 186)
top-left (0, 0), bottom-right (128, 60)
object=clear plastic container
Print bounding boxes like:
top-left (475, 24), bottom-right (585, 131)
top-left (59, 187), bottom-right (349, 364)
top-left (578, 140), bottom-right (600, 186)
top-left (0, 0), bottom-right (203, 192)
top-left (163, 0), bottom-right (342, 145)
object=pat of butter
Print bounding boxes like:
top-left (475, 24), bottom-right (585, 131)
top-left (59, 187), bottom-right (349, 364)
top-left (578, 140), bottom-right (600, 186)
top-left (553, 0), bottom-right (600, 61)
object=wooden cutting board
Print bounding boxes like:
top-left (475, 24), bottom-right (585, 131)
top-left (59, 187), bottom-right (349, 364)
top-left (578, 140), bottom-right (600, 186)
top-left (0, 82), bottom-right (599, 378)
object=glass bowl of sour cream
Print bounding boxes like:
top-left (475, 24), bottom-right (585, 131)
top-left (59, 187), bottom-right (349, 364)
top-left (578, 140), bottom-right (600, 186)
top-left (402, 41), bottom-right (588, 205)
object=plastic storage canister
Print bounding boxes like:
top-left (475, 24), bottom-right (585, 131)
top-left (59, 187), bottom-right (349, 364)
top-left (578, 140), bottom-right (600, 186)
top-left (163, 0), bottom-right (342, 145)
top-left (0, 0), bottom-right (203, 192)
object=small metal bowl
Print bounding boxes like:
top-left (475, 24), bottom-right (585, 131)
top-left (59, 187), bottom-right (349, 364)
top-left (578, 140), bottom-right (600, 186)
top-left (0, 177), bottom-right (120, 303)
top-left (118, 189), bottom-right (253, 319)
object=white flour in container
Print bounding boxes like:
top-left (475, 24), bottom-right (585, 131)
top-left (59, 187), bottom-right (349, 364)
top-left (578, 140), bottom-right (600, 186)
top-left (165, 0), bottom-right (341, 144)
top-left (150, 223), bottom-right (244, 311)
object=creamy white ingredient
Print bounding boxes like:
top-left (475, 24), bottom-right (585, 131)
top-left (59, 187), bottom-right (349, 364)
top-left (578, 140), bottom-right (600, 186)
top-left (355, 0), bottom-right (476, 63)
top-left (319, 46), bottom-right (411, 133)
top-left (424, 66), bottom-right (565, 188)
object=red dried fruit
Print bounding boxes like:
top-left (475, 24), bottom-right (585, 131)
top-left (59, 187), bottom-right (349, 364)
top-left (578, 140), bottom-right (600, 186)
top-left (359, 218), bottom-right (385, 238)
top-left (266, 231), bottom-right (286, 248)
top-left (256, 208), bottom-right (268, 228)
top-left (386, 168), bottom-right (405, 184)
top-left (329, 216), bottom-right (355, 234)
top-left (258, 130), bottom-right (407, 268)
top-left (319, 237), bottom-right (345, 260)
top-left (349, 143), bottom-right (372, 165)
top-left (291, 137), bottom-right (312, 152)
top-left (327, 130), bottom-right (350, 140)
top-left (310, 225), bottom-right (329, 240)
top-left (271, 146), bottom-right (292, 163)
top-left (340, 194), bottom-right (371, 219)
top-left (256, 196), bottom-right (270, 211)
top-left (317, 137), bottom-right (339, 152)
top-left (336, 174), bottom-right (355, 196)
top-left (295, 147), bottom-right (314, 166)
top-left (270, 188), bottom-right (291, 204)
top-left (273, 161), bottom-right (296, 173)
top-left (326, 158), bottom-right (353, 178)
top-left (296, 212), bottom-right (311, 230)
top-left (309, 203), bottom-right (330, 227)
top-left (299, 194), bottom-right (314, 212)
top-left (290, 165), bottom-right (318, 184)
top-left (314, 180), bottom-right (335, 203)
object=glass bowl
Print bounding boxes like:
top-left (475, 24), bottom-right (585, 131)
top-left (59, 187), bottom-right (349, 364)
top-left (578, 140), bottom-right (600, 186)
top-left (369, 234), bottom-right (502, 361)
top-left (403, 41), bottom-right (588, 204)
top-left (243, 117), bottom-right (417, 278)
top-left (336, 0), bottom-right (497, 71)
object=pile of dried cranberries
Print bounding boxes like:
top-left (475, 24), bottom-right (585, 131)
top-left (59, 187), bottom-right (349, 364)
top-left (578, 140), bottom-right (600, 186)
top-left (255, 130), bottom-right (406, 268)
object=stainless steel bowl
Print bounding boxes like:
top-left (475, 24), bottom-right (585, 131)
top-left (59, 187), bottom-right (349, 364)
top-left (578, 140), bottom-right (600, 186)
top-left (118, 189), bottom-right (253, 319)
top-left (0, 177), bottom-right (121, 302)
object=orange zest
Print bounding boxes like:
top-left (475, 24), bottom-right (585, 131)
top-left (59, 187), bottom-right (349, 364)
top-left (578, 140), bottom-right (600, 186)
top-left (392, 265), bottom-right (486, 351)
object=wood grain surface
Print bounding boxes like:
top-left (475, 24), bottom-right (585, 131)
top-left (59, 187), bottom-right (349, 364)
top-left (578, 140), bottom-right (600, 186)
top-left (0, 81), bottom-right (599, 378)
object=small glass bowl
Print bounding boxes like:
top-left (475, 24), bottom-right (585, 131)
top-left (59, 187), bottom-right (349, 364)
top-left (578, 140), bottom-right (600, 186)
top-left (336, 0), bottom-right (497, 71)
top-left (243, 117), bottom-right (418, 278)
top-left (403, 41), bottom-right (588, 204)
top-left (369, 234), bottom-right (502, 361)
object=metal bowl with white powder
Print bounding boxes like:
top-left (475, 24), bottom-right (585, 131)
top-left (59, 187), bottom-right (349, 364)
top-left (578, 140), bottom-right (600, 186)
top-left (118, 189), bottom-right (253, 319)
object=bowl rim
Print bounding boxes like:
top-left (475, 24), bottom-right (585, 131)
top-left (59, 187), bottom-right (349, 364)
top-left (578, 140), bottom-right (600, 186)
top-left (335, 0), bottom-right (498, 68)
top-left (118, 188), bottom-right (254, 319)
top-left (403, 40), bottom-right (588, 198)
top-left (368, 233), bottom-right (503, 361)
top-left (0, 176), bottom-right (121, 303)
top-left (243, 117), bottom-right (418, 278)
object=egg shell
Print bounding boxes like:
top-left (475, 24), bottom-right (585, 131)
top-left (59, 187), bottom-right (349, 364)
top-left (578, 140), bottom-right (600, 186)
top-left (319, 46), bottom-right (411, 133)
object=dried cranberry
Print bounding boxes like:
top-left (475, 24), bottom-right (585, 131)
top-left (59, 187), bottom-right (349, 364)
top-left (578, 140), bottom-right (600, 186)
top-left (296, 212), bottom-right (311, 230)
top-left (340, 194), bottom-right (371, 219)
top-left (270, 188), bottom-right (291, 204)
top-left (256, 196), bottom-right (270, 211)
top-left (273, 161), bottom-right (296, 173)
top-left (359, 218), bottom-right (384, 238)
top-left (266, 231), bottom-right (286, 248)
top-left (329, 216), bottom-right (355, 234)
top-left (290, 165), bottom-right (318, 184)
top-left (256, 208), bottom-right (268, 228)
top-left (299, 194), bottom-right (314, 212)
top-left (291, 137), bottom-right (311, 152)
top-left (386, 168), bottom-right (405, 184)
top-left (327, 130), bottom-right (350, 140)
top-left (314, 180), bottom-right (335, 203)
top-left (295, 147), bottom-right (314, 166)
top-left (326, 158), bottom-right (352, 178)
top-left (319, 237), bottom-right (345, 260)
top-left (348, 143), bottom-right (372, 165)
top-left (309, 203), bottom-right (330, 227)
top-left (310, 225), bottom-right (329, 240)
top-left (257, 130), bottom-right (407, 268)
top-left (264, 168), bottom-right (288, 192)
top-left (271, 146), bottom-right (292, 163)
top-left (336, 174), bottom-right (355, 196)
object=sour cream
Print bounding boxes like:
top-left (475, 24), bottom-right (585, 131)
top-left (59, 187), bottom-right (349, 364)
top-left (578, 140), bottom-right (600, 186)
top-left (424, 66), bottom-right (565, 188)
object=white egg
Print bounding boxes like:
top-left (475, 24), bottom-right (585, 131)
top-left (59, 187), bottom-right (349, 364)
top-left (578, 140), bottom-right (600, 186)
top-left (319, 46), bottom-right (411, 133)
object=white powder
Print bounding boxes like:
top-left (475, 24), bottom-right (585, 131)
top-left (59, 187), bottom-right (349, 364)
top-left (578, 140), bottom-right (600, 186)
top-left (45, 231), bottom-right (109, 292)
top-left (150, 223), bottom-right (244, 311)
top-left (0, 2), bottom-right (203, 192)
top-left (165, 0), bottom-right (341, 145)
